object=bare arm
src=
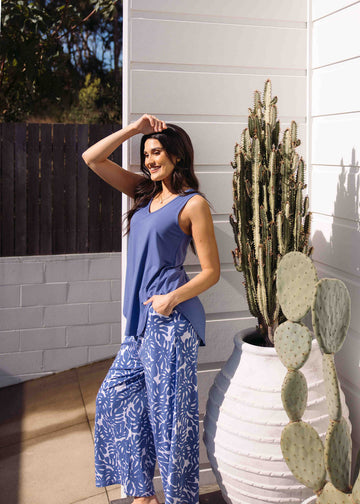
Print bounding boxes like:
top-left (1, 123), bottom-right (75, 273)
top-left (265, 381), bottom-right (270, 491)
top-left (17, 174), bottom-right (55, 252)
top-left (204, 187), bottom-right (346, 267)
top-left (82, 114), bottom-right (167, 198)
top-left (144, 196), bottom-right (221, 315)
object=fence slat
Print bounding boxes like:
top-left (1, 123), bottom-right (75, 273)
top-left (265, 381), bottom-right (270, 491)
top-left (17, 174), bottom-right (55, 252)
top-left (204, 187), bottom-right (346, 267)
top-left (27, 124), bottom-right (40, 254)
top-left (14, 124), bottom-right (27, 255)
top-left (53, 124), bottom-right (65, 254)
top-left (2, 124), bottom-right (14, 256)
top-left (64, 124), bottom-right (77, 253)
top-left (0, 124), bottom-right (2, 255)
top-left (88, 125), bottom-right (102, 252)
top-left (77, 124), bottom-right (89, 253)
top-left (40, 124), bottom-right (53, 254)
top-left (100, 125), bottom-right (113, 251)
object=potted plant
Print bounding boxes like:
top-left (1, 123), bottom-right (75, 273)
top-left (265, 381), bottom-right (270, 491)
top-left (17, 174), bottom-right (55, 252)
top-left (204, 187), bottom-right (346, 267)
top-left (203, 81), bottom-right (350, 504)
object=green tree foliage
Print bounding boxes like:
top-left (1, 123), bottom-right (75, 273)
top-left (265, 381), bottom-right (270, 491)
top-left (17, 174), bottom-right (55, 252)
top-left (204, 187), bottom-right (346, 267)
top-left (0, 0), bottom-right (122, 123)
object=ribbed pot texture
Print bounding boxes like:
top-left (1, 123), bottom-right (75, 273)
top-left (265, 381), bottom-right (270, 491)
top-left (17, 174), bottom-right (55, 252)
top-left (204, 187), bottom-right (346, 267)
top-left (203, 327), bottom-right (350, 504)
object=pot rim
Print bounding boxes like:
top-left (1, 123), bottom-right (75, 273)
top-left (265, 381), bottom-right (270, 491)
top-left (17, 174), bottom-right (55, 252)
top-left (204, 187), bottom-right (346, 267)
top-left (234, 326), bottom-right (319, 356)
top-left (301, 496), bottom-right (317, 504)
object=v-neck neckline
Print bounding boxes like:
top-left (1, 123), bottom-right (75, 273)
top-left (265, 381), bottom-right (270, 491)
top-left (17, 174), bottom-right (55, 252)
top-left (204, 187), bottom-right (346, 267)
top-left (148, 189), bottom-right (192, 214)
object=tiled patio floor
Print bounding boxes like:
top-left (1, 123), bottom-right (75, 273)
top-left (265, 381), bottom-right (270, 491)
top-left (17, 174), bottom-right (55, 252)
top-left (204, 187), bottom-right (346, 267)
top-left (0, 360), bottom-right (226, 504)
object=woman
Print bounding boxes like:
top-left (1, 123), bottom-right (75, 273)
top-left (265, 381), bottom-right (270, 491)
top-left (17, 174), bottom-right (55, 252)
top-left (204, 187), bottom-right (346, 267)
top-left (82, 114), bottom-right (220, 504)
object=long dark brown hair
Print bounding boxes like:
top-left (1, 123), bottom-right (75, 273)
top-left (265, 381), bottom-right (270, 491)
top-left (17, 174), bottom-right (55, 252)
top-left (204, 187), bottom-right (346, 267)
top-left (124, 124), bottom-right (206, 253)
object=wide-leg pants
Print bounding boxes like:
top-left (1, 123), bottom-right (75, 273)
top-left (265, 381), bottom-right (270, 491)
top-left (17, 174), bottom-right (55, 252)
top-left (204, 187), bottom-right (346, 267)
top-left (94, 305), bottom-right (200, 504)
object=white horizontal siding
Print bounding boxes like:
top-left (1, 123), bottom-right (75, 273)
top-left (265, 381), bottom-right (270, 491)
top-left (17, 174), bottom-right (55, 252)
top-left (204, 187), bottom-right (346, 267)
top-left (312, 0), bottom-right (359, 20)
top-left (310, 0), bottom-right (360, 452)
top-left (131, 70), bottom-right (307, 118)
top-left (312, 3), bottom-right (360, 67)
top-left (311, 165), bottom-right (359, 220)
top-left (312, 114), bottom-right (360, 165)
top-left (130, 122), bottom-right (306, 166)
top-left (312, 59), bottom-right (360, 116)
top-left (132, 0), bottom-right (307, 21)
top-left (131, 18), bottom-right (306, 69)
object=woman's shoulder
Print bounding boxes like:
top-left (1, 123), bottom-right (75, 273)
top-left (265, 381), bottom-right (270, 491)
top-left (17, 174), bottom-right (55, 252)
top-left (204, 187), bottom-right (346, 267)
top-left (182, 190), bottom-right (210, 213)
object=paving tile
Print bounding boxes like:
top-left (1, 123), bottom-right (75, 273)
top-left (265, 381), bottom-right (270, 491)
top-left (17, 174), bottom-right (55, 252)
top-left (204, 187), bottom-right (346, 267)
top-left (71, 492), bottom-right (109, 504)
top-left (0, 422), bottom-right (102, 504)
top-left (0, 369), bottom-right (86, 448)
top-left (77, 359), bottom-right (113, 421)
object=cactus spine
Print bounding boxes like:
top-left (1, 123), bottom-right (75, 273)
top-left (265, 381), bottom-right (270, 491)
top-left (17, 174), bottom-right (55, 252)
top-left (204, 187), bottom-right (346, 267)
top-left (230, 80), bottom-right (312, 345)
top-left (275, 251), bottom-right (359, 503)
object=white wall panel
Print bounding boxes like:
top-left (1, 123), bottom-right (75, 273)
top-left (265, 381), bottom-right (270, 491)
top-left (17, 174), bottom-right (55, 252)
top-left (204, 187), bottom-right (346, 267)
top-left (131, 19), bottom-right (307, 69)
top-left (312, 114), bottom-right (360, 166)
top-left (130, 121), bottom-right (306, 167)
top-left (311, 165), bottom-right (360, 220)
top-left (132, 71), bottom-right (307, 118)
top-left (312, 0), bottom-right (358, 20)
top-left (312, 4), bottom-right (360, 67)
top-left (198, 317), bottom-right (255, 365)
top-left (312, 59), bottom-right (360, 116)
top-left (311, 214), bottom-right (360, 277)
top-left (132, 0), bottom-right (307, 22)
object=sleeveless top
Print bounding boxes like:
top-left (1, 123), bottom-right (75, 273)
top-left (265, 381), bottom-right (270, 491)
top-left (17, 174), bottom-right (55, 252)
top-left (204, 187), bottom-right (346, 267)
top-left (123, 189), bottom-right (206, 346)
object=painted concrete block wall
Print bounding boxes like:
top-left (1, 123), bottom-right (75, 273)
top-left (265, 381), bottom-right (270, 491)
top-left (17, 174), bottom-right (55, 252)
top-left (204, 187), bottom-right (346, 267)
top-left (310, 0), bottom-right (360, 452)
top-left (0, 253), bottom-right (121, 388)
top-left (124, 0), bottom-right (308, 488)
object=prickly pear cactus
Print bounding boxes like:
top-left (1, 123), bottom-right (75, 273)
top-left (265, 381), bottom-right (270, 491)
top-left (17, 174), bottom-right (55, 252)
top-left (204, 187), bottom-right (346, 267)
top-left (317, 483), bottom-right (353, 504)
top-left (324, 418), bottom-right (351, 492)
top-left (230, 80), bottom-right (312, 345)
top-left (312, 278), bottom-right (351, 354)
top-left (281, 370), bottom-right (308, 421)
top-left (281, 421), bottom-right (326, 491)
top-left (274, 320), bottom-right (312, 370)
top-left (322, 354), bottom-right (342, 421)
top-left (276, 252), bottom-right (318, 322)
top-left (273, 251), bottom-right (358, 504)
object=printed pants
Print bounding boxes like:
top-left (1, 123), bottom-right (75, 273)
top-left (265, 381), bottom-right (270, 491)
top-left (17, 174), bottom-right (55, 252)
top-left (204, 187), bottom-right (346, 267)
top-left (94, 305), bottom-right (200, 504)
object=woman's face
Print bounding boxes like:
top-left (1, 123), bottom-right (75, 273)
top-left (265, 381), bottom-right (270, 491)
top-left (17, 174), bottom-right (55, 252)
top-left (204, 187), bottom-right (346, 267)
top-left (144, 138), bottom-right (177, 184)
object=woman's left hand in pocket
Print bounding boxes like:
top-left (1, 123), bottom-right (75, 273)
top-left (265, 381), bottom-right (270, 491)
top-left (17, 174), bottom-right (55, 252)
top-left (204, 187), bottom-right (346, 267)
top-left (143, 294), bottom-right (175, 316)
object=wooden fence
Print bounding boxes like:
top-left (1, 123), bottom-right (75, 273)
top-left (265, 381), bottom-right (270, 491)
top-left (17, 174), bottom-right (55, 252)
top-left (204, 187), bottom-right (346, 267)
top-left (0, 123), bottom-right (122, 256)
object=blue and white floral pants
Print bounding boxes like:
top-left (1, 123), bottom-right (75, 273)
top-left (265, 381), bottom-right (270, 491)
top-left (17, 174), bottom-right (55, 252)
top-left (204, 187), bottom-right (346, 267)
top-left (94, 305), bottom-right (200, 504)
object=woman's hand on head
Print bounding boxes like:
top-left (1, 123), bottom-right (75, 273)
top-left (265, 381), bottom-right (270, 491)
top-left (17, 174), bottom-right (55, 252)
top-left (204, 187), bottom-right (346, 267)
top-left (133, 114), bottom-right (167, 135)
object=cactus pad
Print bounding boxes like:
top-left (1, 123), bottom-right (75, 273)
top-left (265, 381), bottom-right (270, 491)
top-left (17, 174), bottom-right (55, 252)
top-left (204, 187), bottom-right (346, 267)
top-left (325, 418), bottom-right (351, 493)
top-left (274, 320), bottom-right (312, 370)
top-left (323, 353), bottom-right (342, 421)
top-left (312, 278), bottom-right (351, 354)
top-left (276, 252), bottom-right (318, 322)
top-left (281, 421), bottom-right (326, 491)
top-left (353, 448), bottom-right (360, 487)
top-left (317, 482), bottom-right (353, 504)
top-left (281, 370), bottom-right (308, 421)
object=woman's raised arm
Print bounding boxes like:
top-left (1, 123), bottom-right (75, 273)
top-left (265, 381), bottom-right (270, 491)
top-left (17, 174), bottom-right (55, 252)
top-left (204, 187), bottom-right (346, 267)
top-left (82, 114), bottom-right (167, 198)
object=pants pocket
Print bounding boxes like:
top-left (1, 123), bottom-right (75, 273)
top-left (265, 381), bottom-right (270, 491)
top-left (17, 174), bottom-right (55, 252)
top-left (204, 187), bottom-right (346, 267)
top-left (149, 304), bottom-right (172, 319)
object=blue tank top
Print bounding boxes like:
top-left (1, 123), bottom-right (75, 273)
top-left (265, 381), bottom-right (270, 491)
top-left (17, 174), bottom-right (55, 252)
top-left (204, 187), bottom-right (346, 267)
top-left (123, 189), bottom-right (206, 345)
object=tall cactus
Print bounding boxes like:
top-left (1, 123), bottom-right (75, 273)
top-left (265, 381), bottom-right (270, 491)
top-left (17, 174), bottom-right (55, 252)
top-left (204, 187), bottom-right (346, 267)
top-left (230, 79), bottom-right (312, 345)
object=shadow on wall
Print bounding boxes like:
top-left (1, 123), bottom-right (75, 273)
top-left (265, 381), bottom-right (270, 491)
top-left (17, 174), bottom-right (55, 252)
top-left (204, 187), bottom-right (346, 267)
top-left (312, 148), bottom-right (360, 275)
top-left (312, 148), bottom-right (360, 457)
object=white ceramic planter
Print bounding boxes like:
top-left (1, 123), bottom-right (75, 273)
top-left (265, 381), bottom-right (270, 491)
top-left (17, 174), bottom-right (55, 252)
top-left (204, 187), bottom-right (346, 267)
top-left (301, 497), bottom-right (317, 504)
top-left (203, 328), bottom-right (350, 504)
